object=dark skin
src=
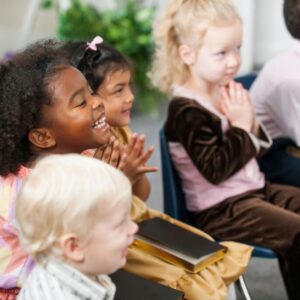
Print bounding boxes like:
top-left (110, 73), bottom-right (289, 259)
top-left (28, 64), bottom-right (154, 196)
top-left (28, 66), bottom-right (114, 158)
top-left (27, 65), bottom-right (143, 179)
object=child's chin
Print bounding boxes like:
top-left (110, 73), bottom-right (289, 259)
top-left (220, 78), bottom-right (231, 86)
top-left (117, 120), bottom-right (130, 127)
top-left (116, 259), bottom-right (127, 272)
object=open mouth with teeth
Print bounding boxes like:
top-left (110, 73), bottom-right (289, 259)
top-left (93, 115), bottom-right (107, 129)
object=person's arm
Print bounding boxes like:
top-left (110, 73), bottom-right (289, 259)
top-left (247, 121), bottom-right (272, 156)
top-left (132, 174), bottom-right (151, 201)
top-left (165, 98), bottom-right (257, 185)
top-left (267, 80), bottom-right (300, 147)
top-left (120, 133), bottom-right (157, 198)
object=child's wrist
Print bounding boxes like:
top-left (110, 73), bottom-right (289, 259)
top-left (231, 122), bottom-right (252, 133)
top-left (251, 119), bottom-right (260, 136)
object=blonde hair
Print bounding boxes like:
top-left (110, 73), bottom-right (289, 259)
top-left (16, 154), bottom-right (131, 263)
top-left (149, 0), bottom-right (241, 94)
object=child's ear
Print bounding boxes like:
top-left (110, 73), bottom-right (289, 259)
top-left (179, 44), bottom-right (196, 65)
top-left (28, 128), bottom-right (57, 149)
top-left (59, 233), bottom-right (85, 262)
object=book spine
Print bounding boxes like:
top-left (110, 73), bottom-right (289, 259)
top-left (133, 240), bottom-right (227, 273)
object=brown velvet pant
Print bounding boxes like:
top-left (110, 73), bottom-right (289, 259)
top-left (194, 182), bottom-right (300, 300)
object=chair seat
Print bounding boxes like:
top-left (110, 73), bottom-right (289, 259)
top-left (252, 245), bottom-right (277, 259)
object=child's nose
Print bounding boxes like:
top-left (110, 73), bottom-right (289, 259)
top-left (92, 94), bottom-right (104, 110)
top-left (227, 53), bottom-right (240, 68)
top-left (126, 89), bottom-right (134, 104)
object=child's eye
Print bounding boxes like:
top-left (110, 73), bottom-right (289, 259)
top-left (113, 88), bottom-right (124, 95)
top-left (235, 46), bottom-right (241, 53)
top-left (215, 51), bottom-right (226, 57)
top-left (75, 99), bottom-right (87, 107)
top-left (115, 217), bottom-right (127, 230)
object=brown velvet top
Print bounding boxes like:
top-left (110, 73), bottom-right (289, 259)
top-left (164, 97), bottom-right (268, 185)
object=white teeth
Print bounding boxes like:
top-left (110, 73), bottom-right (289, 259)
top-left (93, 116), bottom-right (106, 129)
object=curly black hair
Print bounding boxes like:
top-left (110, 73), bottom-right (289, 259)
top-left (283, 0), bottom-right (300, 40)
top-left (61, 40), bottom-right (131, 92)
top-left (0, 39), bottom-right (68, 176)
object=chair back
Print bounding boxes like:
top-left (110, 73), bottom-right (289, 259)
top-left (159, 129), bottom-right (194, 225)
top-left (235, 73), bottom-right (257, 89)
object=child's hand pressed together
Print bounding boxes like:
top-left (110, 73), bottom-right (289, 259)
top-left (221, 81), bottom-right (257, 133)
top-left (94, 135), bottom-right (126, 169)
top-left (121, 133), bottom-right (158, 185)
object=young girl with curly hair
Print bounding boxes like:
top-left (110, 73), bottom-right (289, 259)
top-left (150, 0), bottom-right (300, 299)
top-left (0, 39), bottom-right (124, 299)
top-left (63, 38), bottom-right (252, 300)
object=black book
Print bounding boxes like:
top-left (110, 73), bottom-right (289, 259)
top-left (134, 217), bottom-right (227, 272)
top-left (111, 270), bottom-right (184, 300)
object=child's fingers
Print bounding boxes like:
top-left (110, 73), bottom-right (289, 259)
top-left (93, 147), bottom-right (104, 160)
top-left (93, 136), bottom-right (116, 160)
top-left (141, 165), bottom-right (159, 173)
top-left (228, 81), bottom-right (237, 103)
top-left (234, 82), bottom-right (244, 104)
top-left (220, 87), bottom-right (230, 114)
top-left (117, 154), bottom-right (127, 171)
top-left (100, 136), bottom-right (115, 163)
top-left (101, 145), bottom-right (113, 163)
top-left (127, 133), bottom-right (138, 154)
top-left (136, 146), bottom-right (155, 165)
top-left (132, 135), bottom-right (145, 157)
top-left (109, 140), bottom-right (121, 167)
top-left (243, 89), bottom-right (253, 106)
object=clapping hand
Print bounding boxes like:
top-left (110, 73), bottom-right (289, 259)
top-left (121, 133), bottom-right (158, 184)
top-left (94, 135), bottom-right (126, 169)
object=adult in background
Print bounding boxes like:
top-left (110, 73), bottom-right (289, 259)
top-left (250, 0), bottom-right (300, 187)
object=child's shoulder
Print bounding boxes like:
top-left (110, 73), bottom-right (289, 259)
top-left (168, 96), bottom-right (214, 119)
top-left (169, 96), bottom-right (205, 111)
top-left (0, 165), bottom-right (29, 187)
top-left (111, 126), bottom-right (132, 145)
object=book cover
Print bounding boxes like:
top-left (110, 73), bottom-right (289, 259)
top-left (134, 217), bottom-right (227, 273)
top-left (111, 270), bottom-right (184, 300)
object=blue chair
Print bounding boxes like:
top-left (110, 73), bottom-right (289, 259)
top-left (235, 73), bottom-right (257, 89)
top-left (160, 129), bottom-right (193, 226)
top-left (159, 128), bottom-right (277, 259)
top-left (159, 129), bottom-right (252, 299)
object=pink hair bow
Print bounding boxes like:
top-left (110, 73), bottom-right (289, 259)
top-left (86, 36), bottom-right (103, 51)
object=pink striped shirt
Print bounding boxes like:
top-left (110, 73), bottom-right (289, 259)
top-left (0, 166), bottom-right (34, 288)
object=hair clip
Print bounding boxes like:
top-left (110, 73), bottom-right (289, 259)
top-left (86, 36), bottom-right (104, 51)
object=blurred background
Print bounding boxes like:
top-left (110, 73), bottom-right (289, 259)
top-left (0, 0), bottom-right (293, 113)
top-left (0, 1), bottom-right (292, 298)
top-left (0, 0), bottom-right (293, 70)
